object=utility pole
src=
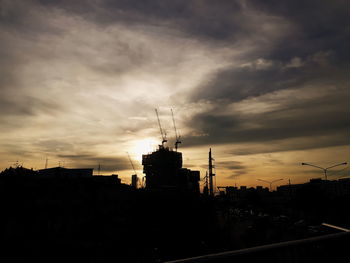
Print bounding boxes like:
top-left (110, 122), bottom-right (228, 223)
top-left (203, 171), bottom-right (209, 196)
top-left (209, 148), bottom-right (215, 196)
top-left (45, 158), bottom-right (48, 169)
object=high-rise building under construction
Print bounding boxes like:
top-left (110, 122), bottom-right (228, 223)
top-left (142, 109), bottom-right (200, 193)
top-left (142, 146), bottom-right (200, 193)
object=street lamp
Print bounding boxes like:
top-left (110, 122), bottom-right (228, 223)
top-left (301, 162), bottom-right (347, 181)
top-left (257, 178), bottom-right (283, 191)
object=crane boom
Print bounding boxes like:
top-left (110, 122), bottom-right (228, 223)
top-left (171, 109), bottom-right (178, 139)
top-left (155, 108), bottom-right (167, 147)
top-left (127, 152), bottom-right (137, 175)
top-left (171, 109), bottom-right (181, 151)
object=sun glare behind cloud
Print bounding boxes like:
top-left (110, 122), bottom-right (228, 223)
top-left (130, 138), bottom-right (159, 162)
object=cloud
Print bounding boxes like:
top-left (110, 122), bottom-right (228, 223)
top-left (34, 0), bottom-right (284, 42)
top-left (0, 0), bottom-right (349, 185)
top-left (0, 0), bottom-right (228, 168)
top-left (184, 84), bottom-right (350, 153)
top-left (56, 153), bottom-right (131, 172)
top-left (217, 160), bottom-right (246, 170)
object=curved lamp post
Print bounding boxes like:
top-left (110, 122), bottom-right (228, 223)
top-left (301, 162), bottom-right (347, 181)
top-left (257, 178), bottom-right (283, 191)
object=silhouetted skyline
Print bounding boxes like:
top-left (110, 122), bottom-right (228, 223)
top-left (1, 0), bottom-right (350, 187)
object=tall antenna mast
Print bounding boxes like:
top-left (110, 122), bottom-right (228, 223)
top-left (171, 109), bottom-right (181, 151)
top-left (45, 158), bottom-right (48, 169)
top-left (155, 108), bottom-right (167, 147)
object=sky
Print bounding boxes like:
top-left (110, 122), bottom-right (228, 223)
top-left (1, 0), bottom-right (350, 188)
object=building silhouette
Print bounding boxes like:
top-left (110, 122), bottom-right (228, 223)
top-left (37, 167), bottom-right (93, 178)
top-left (142, 146), bottom-right (200, 193)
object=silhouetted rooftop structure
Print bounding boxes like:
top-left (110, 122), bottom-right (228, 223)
top-left (277, 178), bottom-right (350, 198)
top-left (37, 167), bottom-right (93, 178)
top-left (0, 166), bottom-right (37, 177)
top-left (142, 146), bottom-right (200, 193)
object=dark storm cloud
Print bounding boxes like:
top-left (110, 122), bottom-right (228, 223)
top-left (179, 1), bottom-right (350, 153)
top-left (199, 160), bottom-right (246, 170)
top-left (200, 160), bottom-right (248, 178)
top-left (57, 154), bottom-right (131, 172)
top-left (190, 65), bottom-right (300, 102)
top-left (186, 0), bottom-right (350, 111)
top-left (35, 0), bottom-right (246, 41)
top-left (31, 0), bottom-right (350, 58)
top-left (190, 51), bottom-right (343, 102)
top-left (248, 0), bottom-right (350, 62)
top-left (201, 0), bottom-right (350, 85)
top-left (3, 0), bottom-right (349, 51)
top-left (230, 134), bottom-right (350, 156)
top-left (184, 85), bottom-right (350, 150)
top-left (216, 160), bottom-right (246, 171)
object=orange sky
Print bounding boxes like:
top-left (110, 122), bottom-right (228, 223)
top-left (1, 0), bottom-right (349, 189)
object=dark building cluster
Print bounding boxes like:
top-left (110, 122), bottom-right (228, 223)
top-left (1, 128), bottom-right (349, 263)
top-left (142, 146), bottom-right (200, 193)
top-left (277, 178), bottom-right (350, 198)
top-left (0, 140), bottom-right (202, 262)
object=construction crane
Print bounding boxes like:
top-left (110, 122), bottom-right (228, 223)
top-left (127, 152), bottom-right (138, 188)
top-left (171, 109), bottom-right (181, 151)
top-left (155, 108), bottom-right (167, 147)
top-left (127, 152), bottom-right (137, 175)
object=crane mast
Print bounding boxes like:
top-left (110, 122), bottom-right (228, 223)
top-left (171, 109), bottom-right (181, 151)
top-left (127, 152), bottom-right (137, 175)
top-left (155, 108), bottom-right (167, 147)
top-left (127, 152), bottom-right (138, 188)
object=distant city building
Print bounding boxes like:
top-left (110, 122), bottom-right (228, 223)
top-left (38, 167), bottom-right (93, 178)
top-left (131, 174), bottom-right (138, 188)
top-left (92, 174), bottom-right (122, 184)
top-left (277, 178), bottom-right (350, 198)
top-left (0, 166), bottom-right (37, 176)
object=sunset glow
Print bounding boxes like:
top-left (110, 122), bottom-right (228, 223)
top-left (1, 0), bottom-right (349, 187)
